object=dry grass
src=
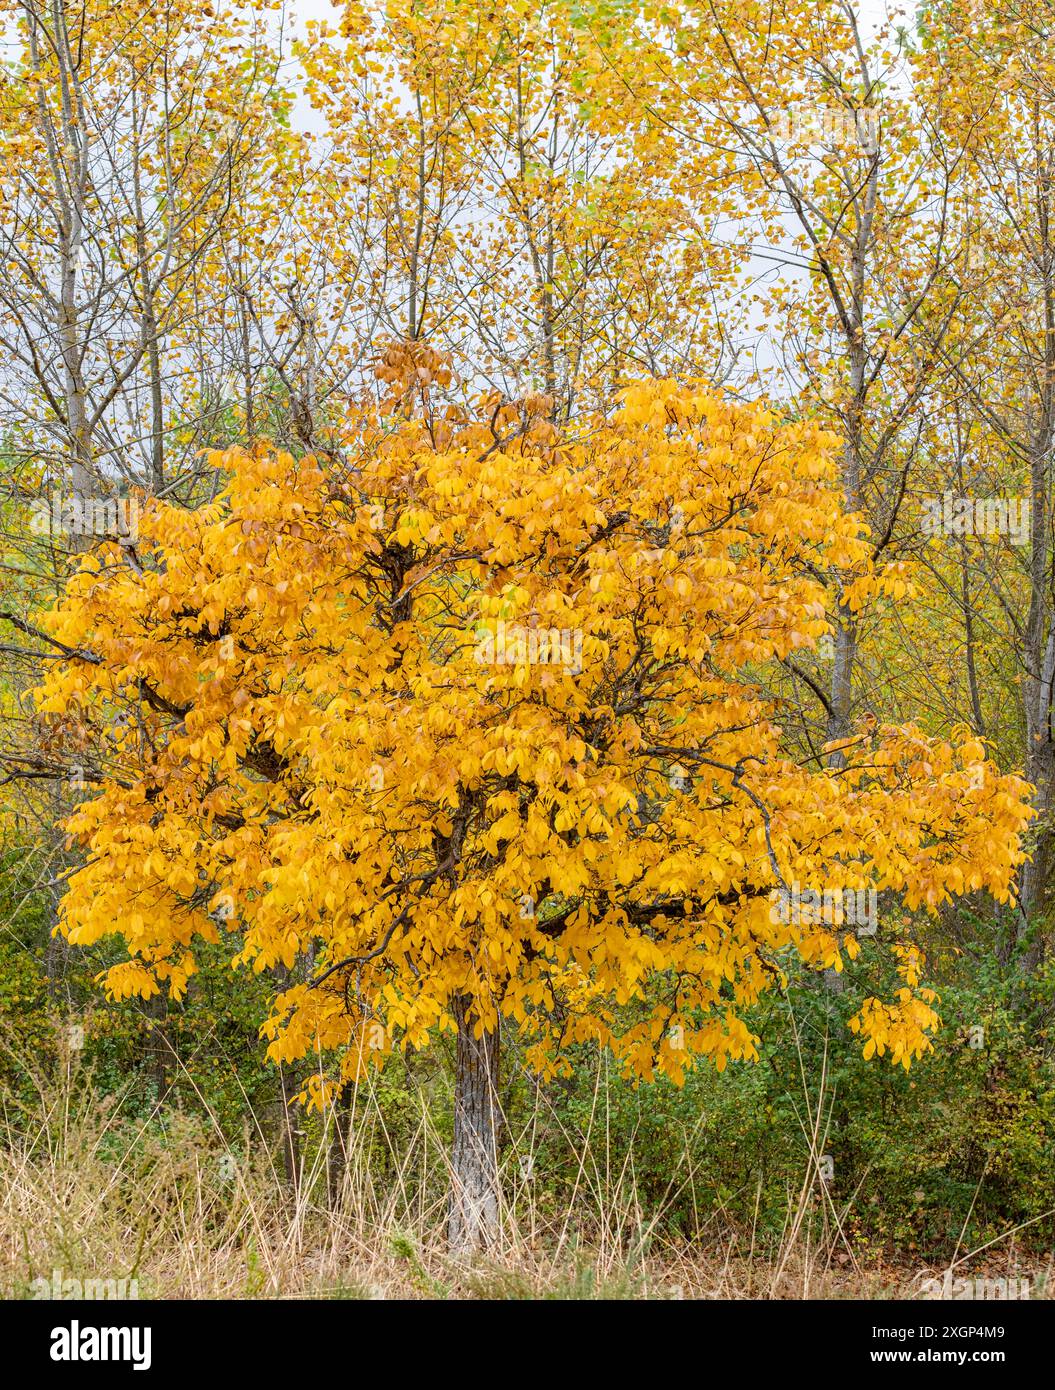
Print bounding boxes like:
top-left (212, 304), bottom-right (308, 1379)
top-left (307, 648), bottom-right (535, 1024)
top-left (0, 1052), bottom-right (1048, 1300)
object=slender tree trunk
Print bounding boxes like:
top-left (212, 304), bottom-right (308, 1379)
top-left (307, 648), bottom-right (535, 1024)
top-left (131, 87), bottom-right (166, 491)
top-left (447, 993), bottom-right (501, 1253)
top-left (826, 608), bottom-right (857, 755)
top-left (278, 1059), bottom-right (300, 1189)
top-left (825, 284), bottom-right (867, 767)
top-left (1017, 147), bottom-right (1055, 952)
top-left (326, 1082), bottom-right (353, 1209)
top-left (270, 961), bottom-right (302, 1190)
top-left (147, 992), bottom-right (171, 1101)
top-left (136, 240), bottom-right (166, 491)
top-left (1019, 422), bottom-right (1054, 947)
top-left (1019, 622), bottom-right (1055, 963)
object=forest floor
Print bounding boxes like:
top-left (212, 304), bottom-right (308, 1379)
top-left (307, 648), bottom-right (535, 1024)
top-left (2, 1068), bottom-right (1050, 1301)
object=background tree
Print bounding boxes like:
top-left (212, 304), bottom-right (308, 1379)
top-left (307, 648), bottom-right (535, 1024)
top-left (595, 1), bottom-right (985, 770)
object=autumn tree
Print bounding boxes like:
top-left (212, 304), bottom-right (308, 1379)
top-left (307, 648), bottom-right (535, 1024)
top-left (908, 0), bottom-right (1055, 952)
top-left (0, 0), bottom-right (296, 1005)
top-left (590, 1), bottom-right (987, 773)
top-left (0, 0), bottom-right (290, 511)
top-left (295, 0), bottom-right (739, 426)
top-left (25, 380), bottom-right (1032, 1250)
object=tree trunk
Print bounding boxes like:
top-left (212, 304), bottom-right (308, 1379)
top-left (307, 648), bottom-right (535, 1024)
top-left (447, 993), bottom-right (501, 1254)
top-left (278, 1060), bottom-right (300, 1190)
top-left (1018, 426), bottom-right (1055, 953)
top-left (327, 1082), bottom-right (353, 1209)
top-left (825, 606), bottom-right (857, 766)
